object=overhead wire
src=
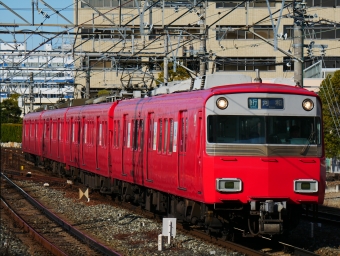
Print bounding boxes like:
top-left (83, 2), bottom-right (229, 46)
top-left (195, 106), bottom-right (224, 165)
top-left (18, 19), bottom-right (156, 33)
top-left (1, 0), bottom-right (338, 96)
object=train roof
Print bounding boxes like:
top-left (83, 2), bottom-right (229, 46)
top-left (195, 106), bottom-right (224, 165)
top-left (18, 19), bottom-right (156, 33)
top-left (209, 82), bottom-right (319, 97)
top-left (151, 74), bottom-right (318, 98)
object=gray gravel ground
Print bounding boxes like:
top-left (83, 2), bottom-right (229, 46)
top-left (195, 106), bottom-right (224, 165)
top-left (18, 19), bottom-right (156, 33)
top-left (1, 180), bottom-right (240, 256)
top-left (1, 179), bottom-right (340, 256)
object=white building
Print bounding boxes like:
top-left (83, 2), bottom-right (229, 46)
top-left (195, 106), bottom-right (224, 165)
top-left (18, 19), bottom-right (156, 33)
top-left (0, 42), bottom-right (75, 115)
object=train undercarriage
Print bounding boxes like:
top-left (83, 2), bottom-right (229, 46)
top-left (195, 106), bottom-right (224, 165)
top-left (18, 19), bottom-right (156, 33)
top-left (25, 153), bottom-right (304, 239)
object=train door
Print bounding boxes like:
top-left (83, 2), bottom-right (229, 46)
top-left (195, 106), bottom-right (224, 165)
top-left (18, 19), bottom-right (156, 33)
top-left (146, 112), bottom-right (155, 182)
top-left (30, 122), bottom-right (34, 152)
top-left (81, 117), bottom-right (86, 165)
top-left (43, 119), bottom-right (50, 157)
top-left (138, 120), bottom-right (144, 182)
top-left (57, 118), bottom-right (61, 158)
top-left (70, 117), bottom-right (74, 162)
top-left (178, 110), bottom-right (188, 189)
top-left (34, 121), bottom-right (37, 153)
top-left (132, 119), bottom-right (144, 183)
top-left (121, 114), bottom-right (129, 176)
top-left (108, 118), bottom-right (113, 176)
top-left (75, 119), bottom-right (80, 167)
top-left (196, 111), bottom-right (203, 193)
top-left (49, 119), bottom-right (52, 156)
top-left (96, 116), bottom-right (100, 169)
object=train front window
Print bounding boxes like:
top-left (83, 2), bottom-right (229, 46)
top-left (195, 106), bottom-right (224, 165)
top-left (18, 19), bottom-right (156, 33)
top-left (207, 115), bottom-right (321, 145)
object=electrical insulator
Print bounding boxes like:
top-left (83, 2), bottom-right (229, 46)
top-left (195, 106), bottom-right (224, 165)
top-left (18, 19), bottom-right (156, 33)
top-left (321, 48), bottom-right (326, 56)
top-left (307, 48), bottom-right (313, 58)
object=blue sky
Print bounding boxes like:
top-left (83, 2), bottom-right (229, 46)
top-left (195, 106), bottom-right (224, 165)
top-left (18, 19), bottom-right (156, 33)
top-left (0, 0), bottom-right (74, 50)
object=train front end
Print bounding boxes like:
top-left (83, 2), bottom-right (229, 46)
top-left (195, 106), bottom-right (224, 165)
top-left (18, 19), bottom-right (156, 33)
top-left (203, 84), bottom-right (325, 236)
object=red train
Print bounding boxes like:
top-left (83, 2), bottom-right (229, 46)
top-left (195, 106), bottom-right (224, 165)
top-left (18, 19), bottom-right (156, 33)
top-left (22, 78), bottom-right (326, 238)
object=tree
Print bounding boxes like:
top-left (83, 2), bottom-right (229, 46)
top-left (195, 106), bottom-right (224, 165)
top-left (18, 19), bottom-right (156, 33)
top-left (97, 89), bottom-right (110, 97)
top-left (0, 94), bottom-right (22, 124)
top-left (156, 62), bottom-right (191, 85)
top-left (318, 70), bottom-right (340, 158)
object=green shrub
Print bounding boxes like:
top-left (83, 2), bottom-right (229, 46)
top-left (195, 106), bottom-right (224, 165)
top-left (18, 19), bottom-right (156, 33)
top-left (0, 124), bottom-right (22, 143)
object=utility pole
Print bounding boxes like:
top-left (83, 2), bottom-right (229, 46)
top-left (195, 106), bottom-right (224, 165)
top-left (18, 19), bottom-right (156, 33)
top-left (29, 72), bottom-right (34, 112)
top-left (293, 0), bottom-right (305, 87)
top-left (31, 0), bottom-right (34, 25)
top-left (164, 32), bottom-right (168, 85)
top-left (199, 0), bottom-right (207, 88)
top-left (86, 68), bottom-right (90, 99)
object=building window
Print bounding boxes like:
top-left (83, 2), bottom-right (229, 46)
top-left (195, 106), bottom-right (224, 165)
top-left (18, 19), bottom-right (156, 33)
top-left (283, 57), bottom-right (340, 72)
top-left (216, 57), bottom-right (276, 71)
top-left (87, 56), bottom-right (142, 70)
top-left (81, 0), bottom-right (135, 8)
top-left (305, 0), bottom-right (340, 7)
top-left (216, 26), bottom-right (274, 40)
top-left (284, 25), bottom-right (340, 40)
top-left (216, 1), bottom-right (275, 8)
top-left (81, 27), bottom-right (140, 40)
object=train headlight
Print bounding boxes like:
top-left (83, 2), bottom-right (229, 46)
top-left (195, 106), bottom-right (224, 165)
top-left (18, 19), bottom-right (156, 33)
top-left (294, 179), bottom-right (318, 193)
top-left (216, 97), bottom-right (228, 109)
top-left (216, 178), bottom-right (242, 192)
top-left (302, 99), bottom-right (314, 111)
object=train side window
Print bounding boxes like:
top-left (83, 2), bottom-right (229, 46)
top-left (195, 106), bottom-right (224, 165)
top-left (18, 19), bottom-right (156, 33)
top-left (84, 122), bottom-right (88, 144)
top-left (127, 120), bottom-right (131, 148)
top-left (139, 120), bottom-right (144, 151)
top-left (102, 121), bottom-right (107, 147)
top-left (131, 119), bottom-right (134, 149)
top-left (117, 120), bottom-right (120, 147)
top-left (59, 121), bottom-right (62, 141)
top-left (45, 121), bottom-right (50, 139)
top-left (51, 121), bottom-right (54, 140)
top-left (88, 121), bottom-right (91, 145)
top-left (99, 122), bottom-right (103, 146)
top-left (72, 121), bottom-right (75, 143)
top-left (65, 121), bottom-right (69, 142)
top-left (53, 121), bottom-right (57, 140)
top-left (148, 118), bottom-right (153, 150)
top-left (153, 120), bottom-right (157, 150)
top-left (133, 119), bottom-right (138, 150)
top-left (123, 115), bottom-right (130, 148)
top-left (123, 118), bottom-right (127, 147)
top-left (158, 119), bottom-right (163, 153)
top-left (169, 119), bottom-right (174, 153)
top-left (76, 120), bottom-right (80, 144)
top-left (30, 123), bottom-right (34, 137)
top-left (35, 123), bottom-right (38, 138)
top-left (113, 121), bottom-right (116, 148)
top-left (91, 121), bottom-right (94, 145)
top-left (163, 119), bottom-right (168, 154)
top-left (180, 116), bottom-right (188, 152)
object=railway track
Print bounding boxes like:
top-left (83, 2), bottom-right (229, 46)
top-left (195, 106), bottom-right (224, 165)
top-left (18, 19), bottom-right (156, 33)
top-left (1, 172), bottom-right (121, 256)
top-left (1, 147), bottom-right (338, 256)
top-left (302, 205), bottom-right (340, 227)
top-left (112, 196), bottom-right (322, 256)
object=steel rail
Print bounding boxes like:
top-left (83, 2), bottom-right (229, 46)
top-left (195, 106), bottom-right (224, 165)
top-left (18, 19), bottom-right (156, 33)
top-left (1, 172), bottom-right (121, 256)
top-left (0, 197), bottom-right (68, 256)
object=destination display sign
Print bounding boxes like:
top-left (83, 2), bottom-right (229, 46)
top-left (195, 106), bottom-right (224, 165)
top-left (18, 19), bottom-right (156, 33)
top-left (248, 98), bottom-right (284, 109)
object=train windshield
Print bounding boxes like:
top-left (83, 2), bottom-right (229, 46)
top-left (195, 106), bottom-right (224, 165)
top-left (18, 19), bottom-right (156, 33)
top-left (207, 115), bottom-right (321, 145)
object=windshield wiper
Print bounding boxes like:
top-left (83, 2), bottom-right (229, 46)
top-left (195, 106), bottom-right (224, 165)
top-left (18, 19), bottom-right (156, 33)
top-left (300, 131), bottom-right (315, 156)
